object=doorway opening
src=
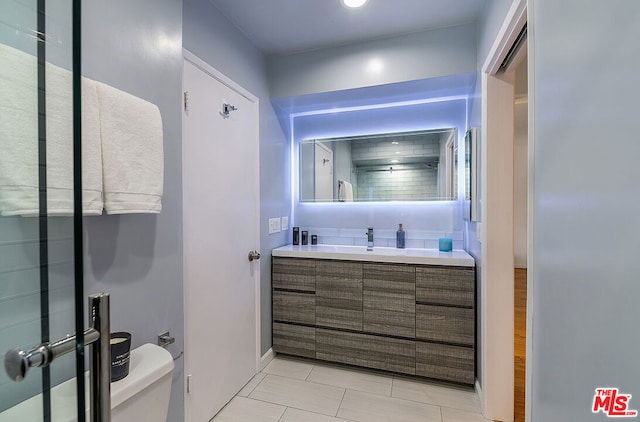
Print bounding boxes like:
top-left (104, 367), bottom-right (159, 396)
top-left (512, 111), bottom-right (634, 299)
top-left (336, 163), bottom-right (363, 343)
top-left (478, 0), bottom-right (527, 421)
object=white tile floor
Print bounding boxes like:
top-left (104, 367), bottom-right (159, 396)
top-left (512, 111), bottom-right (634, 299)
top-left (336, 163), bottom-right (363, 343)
top-left (211, 356), bottom-right (491, 422)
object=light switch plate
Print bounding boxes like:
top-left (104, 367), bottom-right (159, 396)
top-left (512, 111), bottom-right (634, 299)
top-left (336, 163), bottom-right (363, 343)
top-left (281, 216), bottom-right (289, 231)
top-left (268, 218), bottom-right (281, 234)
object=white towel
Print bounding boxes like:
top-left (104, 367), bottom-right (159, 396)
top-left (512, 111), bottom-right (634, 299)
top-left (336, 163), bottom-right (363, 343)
top-left (96, 82), bottom-right (164, 214)
top-left (338, 180), bottom-right (354, 202)
top-left (0, 43), bottom-right (103, 216)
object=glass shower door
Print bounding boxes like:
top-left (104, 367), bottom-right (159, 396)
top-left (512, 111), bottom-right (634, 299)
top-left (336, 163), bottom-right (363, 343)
top-left (0, 0), bottom-right (84, 420)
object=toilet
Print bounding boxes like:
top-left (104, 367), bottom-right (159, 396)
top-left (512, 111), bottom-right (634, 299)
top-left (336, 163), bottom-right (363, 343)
top-left (0, 343), bottom-right (174, 422)
top-left (111, 343), bottom-right (175, 421)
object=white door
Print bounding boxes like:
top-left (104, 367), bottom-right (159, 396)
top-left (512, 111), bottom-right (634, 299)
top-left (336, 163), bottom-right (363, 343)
top-left (182, 53), bottom-right (260, 422)
top-left (314, 142), bottom-right (333, 201)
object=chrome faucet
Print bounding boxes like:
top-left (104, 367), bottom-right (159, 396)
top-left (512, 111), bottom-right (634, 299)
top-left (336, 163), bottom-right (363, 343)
top-left (366, 228), bottom-right (374, 251)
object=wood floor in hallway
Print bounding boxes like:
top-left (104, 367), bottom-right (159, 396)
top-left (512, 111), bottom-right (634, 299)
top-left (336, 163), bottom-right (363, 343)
top-left (514, 268), bottom-right (527, 422)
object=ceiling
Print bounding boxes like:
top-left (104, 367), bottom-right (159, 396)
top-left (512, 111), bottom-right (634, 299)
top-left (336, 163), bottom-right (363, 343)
top-left (209, 0), bottom-right (487, 55)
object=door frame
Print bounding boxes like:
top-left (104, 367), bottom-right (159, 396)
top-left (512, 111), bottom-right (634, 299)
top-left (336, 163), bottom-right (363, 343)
top-left (313, 141), bottom-right (333, 201)
top-left (479, 0), bottom-right (528, 421)
top-left (181, 47), bottom-right (262, 403)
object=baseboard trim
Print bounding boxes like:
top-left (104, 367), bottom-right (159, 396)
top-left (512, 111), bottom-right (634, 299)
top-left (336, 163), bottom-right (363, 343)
top-left (475, 380), bottom-right (487, 418)
top-left (260, 348), bottom-right (274, 371)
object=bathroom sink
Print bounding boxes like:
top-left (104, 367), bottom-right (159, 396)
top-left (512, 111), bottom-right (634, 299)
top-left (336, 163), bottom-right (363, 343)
top-left (272, 244), bottom-right (474, 267)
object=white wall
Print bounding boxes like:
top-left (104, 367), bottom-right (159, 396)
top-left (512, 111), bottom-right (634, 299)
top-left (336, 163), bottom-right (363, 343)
top-left (182, 0), bottom-right (291, 358)
top-left (478, 0), bottom-right (517, 69)
top-left (268, 23), bottom-right (477, 99)
top-left (529, 1), bottom-right (640, 420)
top-left (81, 1), bottom-right (184, 420)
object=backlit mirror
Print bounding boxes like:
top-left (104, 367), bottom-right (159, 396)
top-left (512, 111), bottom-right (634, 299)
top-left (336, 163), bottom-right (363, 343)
top-left (299, 128), bottom-right (457, 202)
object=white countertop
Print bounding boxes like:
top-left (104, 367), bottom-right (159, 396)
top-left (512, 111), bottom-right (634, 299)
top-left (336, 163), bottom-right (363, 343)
top-left (272, 244), bottom-right (475, 267)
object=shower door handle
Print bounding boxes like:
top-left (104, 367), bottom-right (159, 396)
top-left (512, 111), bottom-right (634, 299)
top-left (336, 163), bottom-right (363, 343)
top-left (5, 328), bottom-right (100, 382)
top-left (3, 293), bottom-right (112, 422)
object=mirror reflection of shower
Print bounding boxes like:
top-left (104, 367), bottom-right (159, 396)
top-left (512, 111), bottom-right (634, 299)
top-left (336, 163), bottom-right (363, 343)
top-left (299, 128), bottom-right (458, 202)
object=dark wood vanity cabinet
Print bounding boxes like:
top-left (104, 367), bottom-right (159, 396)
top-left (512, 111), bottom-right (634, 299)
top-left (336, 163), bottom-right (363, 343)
top-left (272, 257), bottom-right (316, 292)
top-left (316, 328), bottom-right (416, 375)
top-left (316, 261), bottom-right (363, 331)
top-left (272, 258), bottom-right (316, 358)
top-left (415, 265), bottom-right (475, 384)
top-left (362, 263), bottom-right (415, 338)
top-left (272, 257), bottom-right (476, 384)
top-left (273, 322), bottom-right (315, 359)
top-left (273, 290), bottom-right (315, 325)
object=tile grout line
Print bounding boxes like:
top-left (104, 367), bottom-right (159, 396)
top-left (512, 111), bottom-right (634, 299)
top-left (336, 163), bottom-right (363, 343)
top-left (386, 386), bottom-right (481, 412)
top-left (275, 405), bottom-right (287, 422)
top-left (250, 379), bottom-right (481, 421)
top-left (245, 374), bottom-right (350, 420)
top-left (244, 372), bottom-right (268, 397)
top-left (439, 403), bottom-right (484, 415)
top-left (344, 385), bottom-right (481, 418)
top-left (300, 377), bottom-right (393, 397)
top-left (254, 359), bottom-right (482, 420)
top-left (304, 363), bottom-right (315, 381)
top-left (247, 396), bottom-right (348, 421)
top-left (239, 395), bottom-right (299, 414)
top-left (335, 387), bottom-right (348, 418)
top-left (392, 375), bottom-right (481, 412)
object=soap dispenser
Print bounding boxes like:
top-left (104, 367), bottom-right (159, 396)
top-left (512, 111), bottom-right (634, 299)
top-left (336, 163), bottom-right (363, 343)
top-left (396, 224), bottom-right (406, 249)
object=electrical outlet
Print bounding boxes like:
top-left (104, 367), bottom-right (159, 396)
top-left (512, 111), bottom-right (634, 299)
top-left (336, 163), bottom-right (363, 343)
top-left (268, 218), bottom-right (281, 234)
top-left (281, 216), bottom-right (289, 231)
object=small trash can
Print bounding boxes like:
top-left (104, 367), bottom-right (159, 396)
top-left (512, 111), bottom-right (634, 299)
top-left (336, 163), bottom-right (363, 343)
top-left (110, 332), bottom-right (131, 382)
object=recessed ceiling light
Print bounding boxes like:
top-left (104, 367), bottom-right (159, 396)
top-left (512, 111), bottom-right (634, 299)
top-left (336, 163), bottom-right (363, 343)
top-left (342, 0), bottom-right (369, 9)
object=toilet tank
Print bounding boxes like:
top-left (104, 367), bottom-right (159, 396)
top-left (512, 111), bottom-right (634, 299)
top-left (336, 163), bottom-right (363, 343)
top-left (111, 343), bottom-right (175, 422)
top-left (0, 343), bottom-right (174, 422)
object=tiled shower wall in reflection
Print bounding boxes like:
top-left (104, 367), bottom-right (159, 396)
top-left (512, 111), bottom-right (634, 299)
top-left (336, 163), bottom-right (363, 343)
top-left (356, 167), bottom-right (439, 201)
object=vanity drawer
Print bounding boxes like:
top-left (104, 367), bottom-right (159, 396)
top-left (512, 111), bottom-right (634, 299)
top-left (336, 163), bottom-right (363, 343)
top-left (316, 261), bottom-right (363, 331)
top-left (272, 257), bottom-right (316, 292)
top-left (416, 342), bottom-right (474, 384)
top-left (316, 328), bottom-right (415, 375)
top-left (363, 263), bottom-right (415, 338)
top-left (416, 304), bottom-right (474, 346)
top-left (273, 322), bottom-right (315, 359)
top-left (273, 290), bottom-right (315, 325)
top-left (416, 266), bottom-right (474, 307)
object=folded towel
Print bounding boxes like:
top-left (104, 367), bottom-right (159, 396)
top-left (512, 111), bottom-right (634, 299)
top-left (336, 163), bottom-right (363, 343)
top-left (79, 79), bottom-right (104, 214)
top-left (96, 82), bottom-right (164, 214)
top-left (338, 180), bottom-right (354, 202)
top-left (0, 43), bottom-right (103, 216)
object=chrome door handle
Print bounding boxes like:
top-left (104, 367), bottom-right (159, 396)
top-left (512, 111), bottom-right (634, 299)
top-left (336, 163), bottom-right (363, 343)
top-left (5, 329), bottom-right (99, 382)
top-left (248, 250), bottom-right (261, 261)
top-left (4, 293), bottom-right (111, 421)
